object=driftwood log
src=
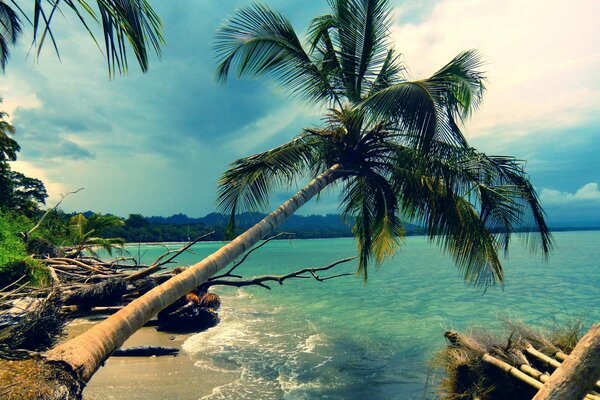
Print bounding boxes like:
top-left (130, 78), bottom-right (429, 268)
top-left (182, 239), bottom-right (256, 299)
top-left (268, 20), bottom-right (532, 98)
top-left (533, 323), bottom-right (600, 400)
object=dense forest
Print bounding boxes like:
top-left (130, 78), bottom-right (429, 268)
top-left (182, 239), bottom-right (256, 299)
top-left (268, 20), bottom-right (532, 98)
top-left (84, 211), bottom-right (428, 242)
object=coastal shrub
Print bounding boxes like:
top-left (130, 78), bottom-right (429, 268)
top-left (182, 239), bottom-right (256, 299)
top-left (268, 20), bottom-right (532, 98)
top-left (0, 212), bottom-right (28, 287)
top-left (0, 212), bottom-right (52, 288)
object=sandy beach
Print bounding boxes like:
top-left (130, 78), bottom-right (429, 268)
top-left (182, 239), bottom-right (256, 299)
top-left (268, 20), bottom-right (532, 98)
top-left (67, 319), bottom-right (235, 400)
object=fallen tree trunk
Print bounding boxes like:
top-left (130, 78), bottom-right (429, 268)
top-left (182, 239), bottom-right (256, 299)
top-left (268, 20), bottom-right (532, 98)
top-left (533, 323), bottom-right (600, 400)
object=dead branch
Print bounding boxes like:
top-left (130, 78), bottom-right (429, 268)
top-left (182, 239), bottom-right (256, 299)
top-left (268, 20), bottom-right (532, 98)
top-left (125, 232), bottom-right (215, 282)
top-left (25, 188), bottom-right (84, 240)
top-left (49, 258), bottom-right (112, 275)
top-left (210, 232), bottom-right (294, 280)
top-left (203, 257), bottom-right (356, 290)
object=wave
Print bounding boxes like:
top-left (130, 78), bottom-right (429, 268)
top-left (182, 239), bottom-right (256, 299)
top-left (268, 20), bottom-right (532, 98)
top-left (181, 289), bottom-right (335, 399)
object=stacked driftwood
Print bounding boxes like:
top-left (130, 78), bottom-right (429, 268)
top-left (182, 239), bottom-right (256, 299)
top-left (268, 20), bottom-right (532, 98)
top-left (435, 321), bottom-right (600, 400)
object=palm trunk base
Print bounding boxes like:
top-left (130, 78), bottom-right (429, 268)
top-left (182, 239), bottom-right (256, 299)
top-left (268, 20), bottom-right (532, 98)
top-left (0, 356), bottom-right (83, 399)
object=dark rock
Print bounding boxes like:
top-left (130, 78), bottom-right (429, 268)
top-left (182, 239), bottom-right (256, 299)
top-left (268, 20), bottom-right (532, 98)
top-left (112, 346), bottom-right (179, 357)
top-left (156, 292), bottom-right (220, 333)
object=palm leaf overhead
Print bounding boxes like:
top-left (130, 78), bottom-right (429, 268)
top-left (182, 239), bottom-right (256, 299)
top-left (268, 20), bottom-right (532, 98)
top-left (2, 0), bottom-right (163, 76)
top-left (217, 134), bottom-right (327, 238)
top-left (68, 213), bottom-right (125, 256)
top-left (215, 4), bottom-right (339, 105)
top-left (0, 0), bottom-right (22, 70)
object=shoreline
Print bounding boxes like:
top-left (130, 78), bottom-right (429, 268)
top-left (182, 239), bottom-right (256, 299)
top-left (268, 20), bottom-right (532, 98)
top-left (67, 320), bottom-right (235, 400)
top-left (120, 227), bottom-right (600, 246)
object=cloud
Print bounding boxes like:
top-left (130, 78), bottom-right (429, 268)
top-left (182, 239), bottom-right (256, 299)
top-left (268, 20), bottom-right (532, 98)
top-left (59, 140), bottom-right (96, 160)
top-left (391, 0), bottom-right (600, 139)
top-left (540, 183), bottom-right (600, 205)
top-left (1, 0), bottom-right (598, 222)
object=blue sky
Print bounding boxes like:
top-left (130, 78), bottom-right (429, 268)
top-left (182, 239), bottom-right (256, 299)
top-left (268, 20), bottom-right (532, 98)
top-left (2, 0), bottom-right (599, 227)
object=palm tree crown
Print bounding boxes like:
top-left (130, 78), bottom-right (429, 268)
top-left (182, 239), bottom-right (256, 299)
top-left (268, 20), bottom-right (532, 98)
top-left (215, 0), bottom-right (552, 286)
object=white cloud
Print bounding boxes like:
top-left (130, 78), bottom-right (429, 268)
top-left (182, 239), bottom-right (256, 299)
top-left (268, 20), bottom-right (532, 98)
top-left (228, 105), bottom-right (320, 155)
top-left (540, 183), bottom-right (600, 205)
top-left (0, 91), bottom-right (42, 121)
top-left (391, 0), bottom-right (600, 139)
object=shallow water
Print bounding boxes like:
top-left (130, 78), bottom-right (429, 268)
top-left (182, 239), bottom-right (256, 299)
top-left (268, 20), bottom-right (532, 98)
top-left (125, 231), bottom-right (599, 399)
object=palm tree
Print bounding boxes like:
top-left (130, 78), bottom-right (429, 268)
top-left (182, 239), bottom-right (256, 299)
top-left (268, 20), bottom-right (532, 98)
top-left (0, 99), bottom-right (18, 161)
top-left (64, 213), bottom-right (125, 258)
top-left (0, 0), bottom-right (163, 76)
top-left (40, 0), bottom-right (551, 393)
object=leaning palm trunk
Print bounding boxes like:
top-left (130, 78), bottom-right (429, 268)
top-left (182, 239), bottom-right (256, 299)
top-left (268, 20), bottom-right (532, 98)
top-left (45, 164), bottom-right (341, 384)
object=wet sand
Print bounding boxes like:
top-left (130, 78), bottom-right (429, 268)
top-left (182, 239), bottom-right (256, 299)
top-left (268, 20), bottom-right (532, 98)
top-left (67, 319), bottom-right (236, 400)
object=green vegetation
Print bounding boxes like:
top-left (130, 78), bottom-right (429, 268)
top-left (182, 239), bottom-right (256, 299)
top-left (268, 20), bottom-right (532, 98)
top-left (0, 212), bottom-right (49, 288)
top-left (101, 212), bottom-right (359, 242)
top-left (66, 213), bottom-right (125, 257)
top-left (0, 104), bottom-right (47, 216)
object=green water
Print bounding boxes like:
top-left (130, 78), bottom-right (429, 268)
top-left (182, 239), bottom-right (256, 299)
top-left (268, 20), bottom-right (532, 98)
top-left (130, 231), bottom-right (599, 399)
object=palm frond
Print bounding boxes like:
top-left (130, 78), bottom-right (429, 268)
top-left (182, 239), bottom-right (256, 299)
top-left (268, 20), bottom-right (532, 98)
top-left (328, 0), bottom-right (392, 101)
top-left (28, 0), bottom-right (163, 77)
top-left (367, 48), bottom-right (405, 95)
top-left (354, 0), bottom-right (392, 96)
top-left (428, 50), bottom-right (486, 121)
top-left (361, 50), bottom-right (485, 152)
top-left (0, 0), bottom-right (22, 70)
top-left (381, 143), bottom-right (552, 287)
top-left (217, 134), bottom-right (325, 238)
top-left (306, 13), bottom-right (344, 94)
top-left (469, 154), bottom-right (553, 255)
top-left (392, 168), bottom-right (503, 287)
top-left (85, 237), bottom-right (125, 256)
top-left (340, 171), bottom-right (403, 280)
top-left (214, 4), bottom-right (338, 105)
top-left (306, 13), bottom-right (337, 54)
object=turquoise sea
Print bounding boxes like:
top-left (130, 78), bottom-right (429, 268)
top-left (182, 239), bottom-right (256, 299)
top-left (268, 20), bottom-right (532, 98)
top-left (130, 231), bottom-right (599, 399)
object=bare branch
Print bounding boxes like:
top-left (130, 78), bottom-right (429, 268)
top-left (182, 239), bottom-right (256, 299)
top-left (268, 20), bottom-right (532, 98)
top-left (204, 257), bottom-right (356, 290)
top-left (49, 257), bottom-right (113, 275)
top-left (210, 232), bottom-right (294, 280)
top-left (25, 187), bottom-right (84, 239)
top-left (125, 232), bottom-right (215, 282)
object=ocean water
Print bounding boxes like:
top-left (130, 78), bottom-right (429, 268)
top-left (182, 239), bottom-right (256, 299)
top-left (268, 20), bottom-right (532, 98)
top-left (129, 231), bottom-right (599, 399)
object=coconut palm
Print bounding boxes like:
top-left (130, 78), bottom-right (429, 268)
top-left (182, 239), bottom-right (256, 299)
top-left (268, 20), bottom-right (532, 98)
top-left (41, 0), bottom-right (551, 393)
top-left (64, 213), bottom-right (125, 258)
top-left (0, 0), bottom-right (163, 75)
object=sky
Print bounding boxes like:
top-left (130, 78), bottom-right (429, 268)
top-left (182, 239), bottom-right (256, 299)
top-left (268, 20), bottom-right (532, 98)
top-left (2, 0), bottom-right (599, 227)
